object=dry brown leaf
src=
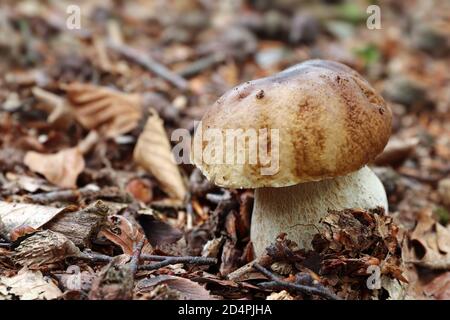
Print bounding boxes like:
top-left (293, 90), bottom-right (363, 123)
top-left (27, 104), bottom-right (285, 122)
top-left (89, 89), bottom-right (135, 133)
top-left (266, 290), bottom-right (294, 300)
top-left (138, 213), bottom-right (183, 247)
top-left (61, 83), bottom-right (142, 138)
top-left (133, 112), bottom-right (187, 201)
top-left (136, 275), bottom-right (216, 300)
top-left (0, 201), bottom-right (75, 240)
top-left (99, 215), bottom-right (150, 255)
top-left (23, 131), bottom-right (98, 188)
top-left (422, 272), bottom-right (450, 299)
top-left (0, 268), bottom-right (62, 300)
top-left (407, 209), bottom-right (450, 270)
top-left (126, 178), bottom-right (153, 203)
top-left (24, 147), bottom-right (85, 188)
top-left (4, 172), bottom-right (56, 193)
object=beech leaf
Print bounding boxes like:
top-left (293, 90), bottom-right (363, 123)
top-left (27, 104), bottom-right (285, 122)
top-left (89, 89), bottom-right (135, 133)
top-left (133, 112), bottom-right (187, 201)
top-left (62, 83), bottom-right (142, 138)
top-left (0, 268), bottom-right (63, 300)
top-left (0, 201), bottom-right (75, 240)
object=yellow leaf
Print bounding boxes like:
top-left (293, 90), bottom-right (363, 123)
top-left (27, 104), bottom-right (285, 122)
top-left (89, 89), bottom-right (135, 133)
top-left (133, 113), bottom-right (187, 201)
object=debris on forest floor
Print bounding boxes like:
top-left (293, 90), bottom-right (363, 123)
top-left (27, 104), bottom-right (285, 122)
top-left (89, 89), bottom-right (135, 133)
top-left (0, 0), bottom-right (449, 300)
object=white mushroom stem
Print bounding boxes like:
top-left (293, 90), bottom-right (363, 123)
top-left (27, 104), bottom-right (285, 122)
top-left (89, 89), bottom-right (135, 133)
top-left (251, 166), bottom-right (388, 256)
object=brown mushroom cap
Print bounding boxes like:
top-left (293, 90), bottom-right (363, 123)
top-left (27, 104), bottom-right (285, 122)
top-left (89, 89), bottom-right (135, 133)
top-left (192, 60), bottom-right (392, 188)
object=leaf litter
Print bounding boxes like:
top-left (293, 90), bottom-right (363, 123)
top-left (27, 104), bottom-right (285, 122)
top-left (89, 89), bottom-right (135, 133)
top-left (0, 0), bottom-right (449, 300)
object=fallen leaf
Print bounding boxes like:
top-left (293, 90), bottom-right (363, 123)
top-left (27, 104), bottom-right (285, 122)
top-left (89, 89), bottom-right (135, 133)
top-left (407, 209), bottom-right (450, 270)
top-left (126, 178), bottom-right (153, 203)
top-left (0, 201), bottom-right (75, 240)
top-left (136, 275), bottom-right (215, 300)
top-left (266, 290), bottom-right (294, 300)
top-left (422, 272), bottom-right (450, 299)
top-left (138, 213), bottom-right (183, 247)
top-left (24, 147), bottom-right (85, 188)
top-left (99, 215), bottom-right (149, 255)
top-left (10, 226), bottom-right (37, 242)
top-left (23, 131), bottom-right (99, 188)
top-left (5, 172), bottom-right (57, 193)
top-left (62, 83), bottom-right (142, 138)
top-left (0, 268), bottom-right (62, 300)
top-left (133, 112), bottom-right (187, 201)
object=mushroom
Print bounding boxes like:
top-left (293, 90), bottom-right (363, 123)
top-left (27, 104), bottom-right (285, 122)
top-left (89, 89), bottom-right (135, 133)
top-left (192, 60), bottom-right (392, 256)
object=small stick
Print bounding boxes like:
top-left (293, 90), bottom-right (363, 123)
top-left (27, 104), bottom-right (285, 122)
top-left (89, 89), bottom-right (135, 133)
top-left (129, 239), bottom-right (145, 275)
top-left (78, 250), bottom-right (112, 263)
top-left (78, 250), bottom-right (217, 270)
top-left (177, 53), bottom-right (225, 78)
top-left (26, 189), bottom-right (81, 204)
top-left (0, 242), bottom-right (11, 249)
top-left (139, 255), bottom-right (217, 271)
top-left (108, 42), bottom-right (189, 91)
top-left (253, 263), bottom-right (340, 300)
top-left (78, 130), bottom-right (99, 155)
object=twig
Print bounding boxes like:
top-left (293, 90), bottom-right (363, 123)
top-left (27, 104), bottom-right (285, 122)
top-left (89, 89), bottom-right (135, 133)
top-left (77, 130), bottom-right (99, 155)
top-left (253, 263), bottom-right (340, 300)
top-left (0, 242), bottom-right (11, 249)
top-left (26, 186), bottom-right (127, 205)
top-left (26, 189), bottom-right (81, 204)
top-left (139, 255), bottom-right (217, 270)
top-left (177, 52), bottom-right (225, 78)
top-left (399, 170), bottom-right (450, 186)
top-left (78, 250), bottom-right (112, 263)
top-left (107, 41), bottom-right (189, 91)
top-left (78, 250), bottom-right (217, 271)
top-left (129, 239), bottom-right (145, 275)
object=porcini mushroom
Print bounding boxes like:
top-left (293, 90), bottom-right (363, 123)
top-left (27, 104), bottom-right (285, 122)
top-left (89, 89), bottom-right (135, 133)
top-left (192, 60), bottom-right (392, 256)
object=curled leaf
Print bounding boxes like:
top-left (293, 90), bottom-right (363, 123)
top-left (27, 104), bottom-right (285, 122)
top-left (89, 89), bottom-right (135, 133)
top-left (99, 215), bottom-right (148, 255)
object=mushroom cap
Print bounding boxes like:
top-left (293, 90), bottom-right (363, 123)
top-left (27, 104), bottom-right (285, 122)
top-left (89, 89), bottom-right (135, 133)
top-left (192, 59), bottom-right (392, 188)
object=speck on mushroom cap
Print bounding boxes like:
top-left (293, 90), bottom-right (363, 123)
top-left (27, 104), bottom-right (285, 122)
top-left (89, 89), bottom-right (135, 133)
top-left (192, 60), bottom-right (392, 188)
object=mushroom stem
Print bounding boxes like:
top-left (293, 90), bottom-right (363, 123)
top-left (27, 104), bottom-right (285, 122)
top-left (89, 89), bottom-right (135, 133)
top-left (251, 166), bottom-right (388, 256)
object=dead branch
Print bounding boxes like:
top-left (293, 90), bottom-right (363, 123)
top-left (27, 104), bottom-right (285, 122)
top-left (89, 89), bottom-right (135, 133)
top-left (253, 263), bottom-right (340, 300)
top-left (107, 42), bottom-right (189, 91)
top-left (139, 255), bottom-right (217, 270)
top-left (77, 250), bottom-right (217, 271)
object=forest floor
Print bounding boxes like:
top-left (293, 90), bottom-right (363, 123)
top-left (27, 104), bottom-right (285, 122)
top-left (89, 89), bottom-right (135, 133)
top-left (0, 0), bottom-right (449, 300)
